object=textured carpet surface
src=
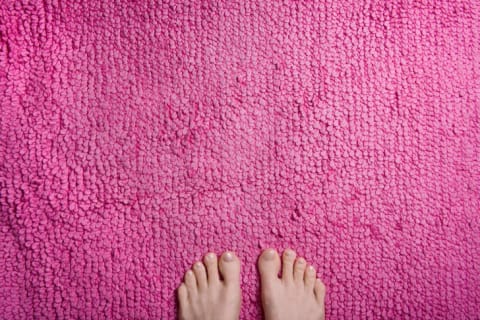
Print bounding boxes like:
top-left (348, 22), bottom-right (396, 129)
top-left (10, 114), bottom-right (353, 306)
top-left (1, 0), bottom-right (480, 319)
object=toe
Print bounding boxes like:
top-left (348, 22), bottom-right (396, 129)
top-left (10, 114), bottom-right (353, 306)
top-left (218, 251), bottom-right (241, 286)
top-left (177, 283), bottom-right (188, 309)
top-left (314, 279), bottom-right (327, 305)
top-left (304, 265), bottom-right (316, 291)
top-left (184, 270), bottom-right (198, 297)
top-left (203, 252), bottom-right (220, 284)
top-left (281, 249), bottom-right (296, 283)
top-left (193, 261), bottom-right (208, 291)
top-left (293, 257), bottom-right (307, 283)
top-left (258, 248), bottom-right (281, 283)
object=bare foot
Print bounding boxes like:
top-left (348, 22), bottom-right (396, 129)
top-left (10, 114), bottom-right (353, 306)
top-left (177, 251), bottom-right (241, 320)
top-left (258, 248), bottom-right (326, 320)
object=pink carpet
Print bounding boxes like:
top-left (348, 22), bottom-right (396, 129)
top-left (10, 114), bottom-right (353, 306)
top-left (1, 0), bottom-right (480, 319)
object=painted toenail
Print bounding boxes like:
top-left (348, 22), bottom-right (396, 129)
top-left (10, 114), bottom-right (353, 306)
top-left (264, 249), bottom-right (275, 260)
top-left (223, 252), bottom-right (234, 261)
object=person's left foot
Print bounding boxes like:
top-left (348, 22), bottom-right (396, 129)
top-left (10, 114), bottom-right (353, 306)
top-left (177, 251), bottom-right (241, 320)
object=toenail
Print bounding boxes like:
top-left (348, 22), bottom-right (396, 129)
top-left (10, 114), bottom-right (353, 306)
top-left (285, 249), bottom-right (294, 257)
top-left (223, 252), bottom-right (234, 261)
top-left (308, 266), bottom-right (315, 272)
top-left (264, 249), bottom-right (275, 260)
top-left (186, 270), bottom-right (194, 277)
top-left (195, 262), bottom-right (203, 269)
top-left (206, 253), bottom-right (215, 261)
top-left (297, 258), bottom-right (305, 264)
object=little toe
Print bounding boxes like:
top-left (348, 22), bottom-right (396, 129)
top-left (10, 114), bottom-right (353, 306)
top-left (304, 265), bottom-right (316, 291)
top-left (314, 279), bottom-right (327, 305)
top-left (218, 251), bottom-right (241, 286)
top-left (293, 257), bottom-right (307, 283)
top-left (258, 248), bottom-right (281, 282)
top-left (193, 261), bottom-right (208, 291)
top-left (177, 283), bottom-right (188, 309)
top-left (184, 270), bottom-right (198, 297)
top-left (203, 252), bottom-right (220, 284)
top-left (281, 249), bottom-right (296, 283)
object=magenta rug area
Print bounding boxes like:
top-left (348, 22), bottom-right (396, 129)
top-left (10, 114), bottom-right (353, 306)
top-left (1, 1), bottom-right (480, 319)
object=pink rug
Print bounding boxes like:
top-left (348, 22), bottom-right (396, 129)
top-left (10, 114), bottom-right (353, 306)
top-left (1, 0), bottom-right (479, 319)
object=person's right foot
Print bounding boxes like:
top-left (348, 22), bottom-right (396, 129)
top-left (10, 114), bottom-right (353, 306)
top-left (258, 248), bottom-right (326, 320)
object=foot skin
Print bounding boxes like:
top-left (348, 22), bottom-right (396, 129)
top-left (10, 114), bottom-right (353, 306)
top-left (177, 251), bottom-right (241, 320)
top-left (258, 248), bottom-right (326, 320)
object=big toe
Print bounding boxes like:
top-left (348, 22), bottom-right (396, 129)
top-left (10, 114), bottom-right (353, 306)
top-left (218, 251), bottom-right (241, 286)
top-left (258, 248), bottom-right (281, 282)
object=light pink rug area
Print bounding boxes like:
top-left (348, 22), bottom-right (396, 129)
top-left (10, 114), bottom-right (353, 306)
top-left (1, 0), bottom-right (479, 319)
